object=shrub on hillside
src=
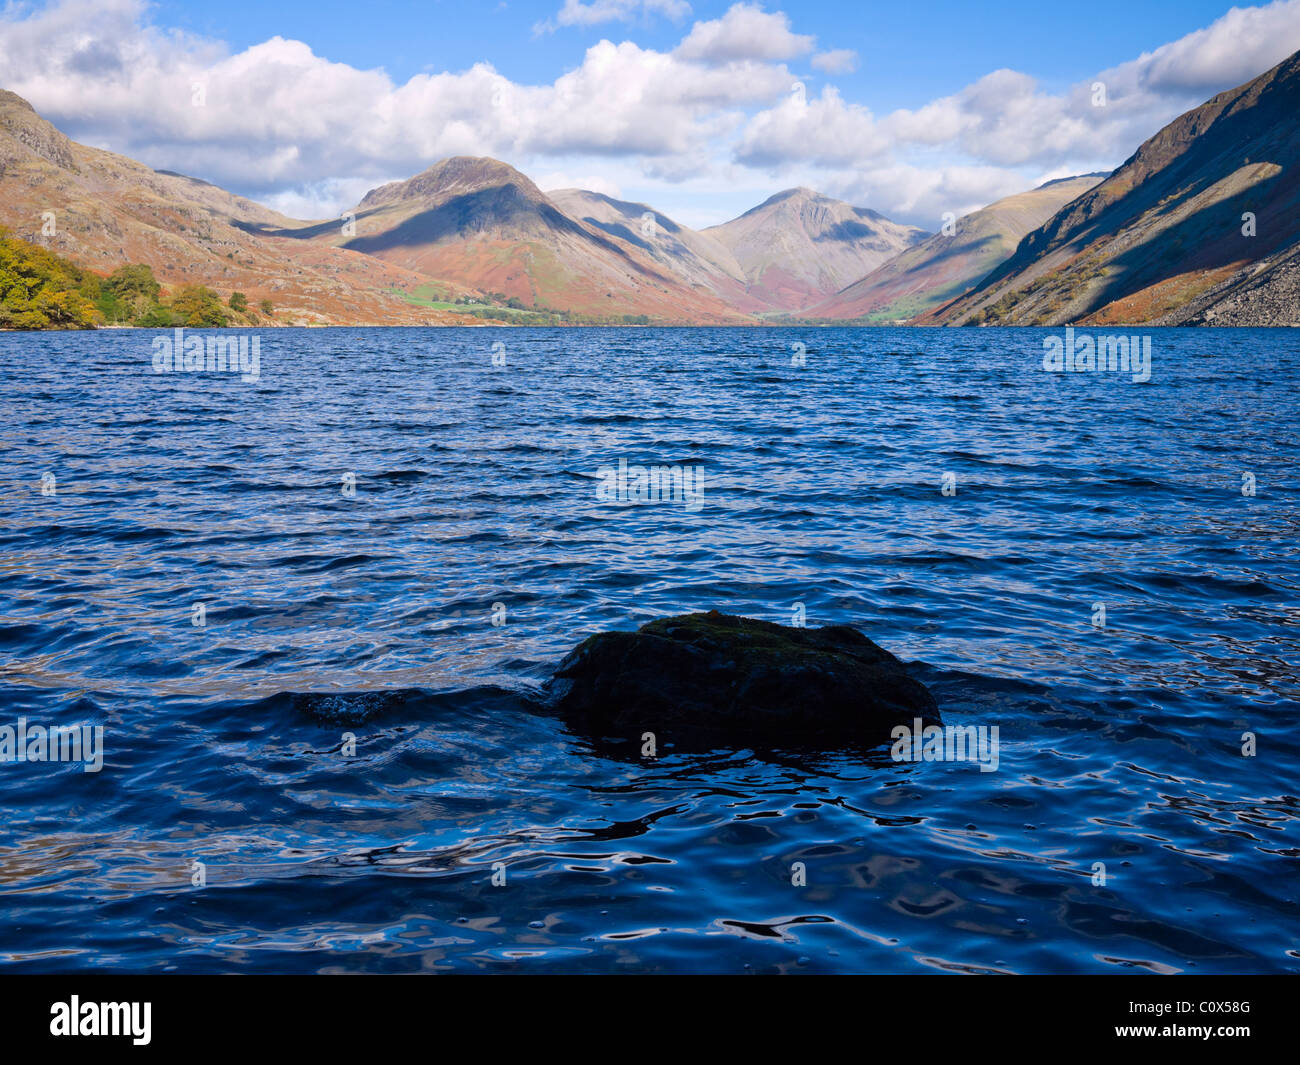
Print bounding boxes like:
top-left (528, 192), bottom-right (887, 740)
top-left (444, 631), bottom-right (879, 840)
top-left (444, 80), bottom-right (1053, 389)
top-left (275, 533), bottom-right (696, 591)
top-left (169, 284), bottom-right (229, 327)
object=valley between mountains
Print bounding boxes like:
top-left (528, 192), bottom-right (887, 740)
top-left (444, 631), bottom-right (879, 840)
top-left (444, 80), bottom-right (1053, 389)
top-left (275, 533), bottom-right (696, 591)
top-left (2, 47), bottom-right (1298, 328)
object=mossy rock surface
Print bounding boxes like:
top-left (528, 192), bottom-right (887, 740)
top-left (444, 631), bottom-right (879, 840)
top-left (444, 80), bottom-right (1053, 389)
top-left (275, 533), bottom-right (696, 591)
top-left (546, 610), bottom-right (939, 744)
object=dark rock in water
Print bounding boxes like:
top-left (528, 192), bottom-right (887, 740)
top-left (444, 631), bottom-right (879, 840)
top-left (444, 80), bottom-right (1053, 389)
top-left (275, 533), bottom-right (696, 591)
top-left (546, 610), bottom-right (939, 744)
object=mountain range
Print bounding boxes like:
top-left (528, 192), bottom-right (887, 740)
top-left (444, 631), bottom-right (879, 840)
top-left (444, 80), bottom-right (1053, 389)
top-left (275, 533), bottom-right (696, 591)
top-left (0, 89), bottom-right (464, 326)
top-left (2, 46), bottom-right (1298, 327)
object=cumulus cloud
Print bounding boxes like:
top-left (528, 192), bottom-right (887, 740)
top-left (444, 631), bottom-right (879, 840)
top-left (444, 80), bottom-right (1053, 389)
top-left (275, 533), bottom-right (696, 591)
top-left (2, 0), bottom-right (1298, 227)
top-left (675, 3), bottom-right (814, 63)
top-left (880, 69), bottom-right (1099, 167)
top-left (828, 164), bottom-right (1044, 231)
top-left (738, 0), bottom-right (1300, 178)
top-left (0, 0), bottom-right (791, 198)
top-left (537, 171), bottom-right (624, 198)
top-left (734, 86), bottom-right (888, 168)
top-left (263, 177), bottom-right (397, 220)
top-left (1125, 0), bottom-right (1300, 94)
top-left (811, 49), bottom-right (858, 74)
top-left (542, 0), bottom-right (691, 32)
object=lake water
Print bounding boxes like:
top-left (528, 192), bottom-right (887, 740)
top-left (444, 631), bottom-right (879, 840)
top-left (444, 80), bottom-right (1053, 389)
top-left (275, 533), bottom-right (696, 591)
top-left (1, 326), bottom-right (1297, 974)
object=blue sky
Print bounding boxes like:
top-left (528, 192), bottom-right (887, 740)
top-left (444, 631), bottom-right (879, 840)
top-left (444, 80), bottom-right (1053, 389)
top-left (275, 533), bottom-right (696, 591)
top-left (148, 0), bottom-right (1245, 107)
top-left (2, 0), bottom-right (1299, 227)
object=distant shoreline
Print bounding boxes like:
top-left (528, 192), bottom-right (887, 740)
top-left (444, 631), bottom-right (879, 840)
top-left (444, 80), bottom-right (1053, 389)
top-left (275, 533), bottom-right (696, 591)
top-left (6, 322), bottom-right (1296, 333)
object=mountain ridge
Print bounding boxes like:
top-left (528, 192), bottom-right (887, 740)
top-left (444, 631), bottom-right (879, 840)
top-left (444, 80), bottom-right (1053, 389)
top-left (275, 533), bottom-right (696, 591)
top-left (323, 155), bottom-right (750, 322)
top-left (0, 89), bottom-right (472, 325)
top-left (5, 45), bottom-right (1299, 329)
top-left (808, 174), bottom-right (1108, 322)
top-left (928, 48), bottom-right (1300, 326)
top-left (703, 186), bottom-right (929, 312)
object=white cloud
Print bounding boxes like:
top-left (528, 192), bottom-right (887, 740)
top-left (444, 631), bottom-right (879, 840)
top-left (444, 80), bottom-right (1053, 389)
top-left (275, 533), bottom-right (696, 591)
top-left (811, 49), bottom-right (858, 75)
top-left (881, 69), bottom-right (1098, 168)
top-left (544, 0), bottom-right (691, 31)
top-left (734, 86), bottom-right (888, 168)
top-left (2, 0), bottom-right (1298, 229)
top-left (538, 171), bottom-right (624, 198)
top-left (1125, 0), bottom-right (1300, 95)
top-left (675, 3), bottom-right (814, 63)
top-left (827, 163), bottom-right (1041, 230)
top-left (263, 177), bottom-right (395, 220)
top-left (0, 0), bottom-right (791, 199)
top-left (738, 0), bottom-right (1300, 176)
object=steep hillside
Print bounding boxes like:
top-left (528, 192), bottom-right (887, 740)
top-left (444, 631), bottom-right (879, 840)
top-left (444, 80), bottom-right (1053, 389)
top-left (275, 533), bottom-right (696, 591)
top-left (809, 175), bottom-right (1106, 322)
top-left (0, 90), bottom-right (471, 325)
top-left (546, 189), bottom-right (769, 313)
top-left (1157, 238), bottom-right (1300, 325)
top-left (929, 49), bottom-right (1300, 326)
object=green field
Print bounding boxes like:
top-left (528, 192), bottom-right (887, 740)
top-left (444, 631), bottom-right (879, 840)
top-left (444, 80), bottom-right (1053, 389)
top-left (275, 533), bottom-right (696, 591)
top-left (388, 285), bottom-right (651, 326)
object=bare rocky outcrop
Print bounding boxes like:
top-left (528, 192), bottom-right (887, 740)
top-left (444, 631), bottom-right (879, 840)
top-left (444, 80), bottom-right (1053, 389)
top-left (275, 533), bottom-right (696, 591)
top-left (1158, 241), bottom-right (1300, 326)
top-left (0, 88), bottom-right (78, 171)
top-left (545, 610), bottom-right (940, 745)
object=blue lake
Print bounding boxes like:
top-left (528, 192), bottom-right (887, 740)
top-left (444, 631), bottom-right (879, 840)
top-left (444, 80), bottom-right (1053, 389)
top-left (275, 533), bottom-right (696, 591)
top-left (0, 326), bottom-right (1297, 973)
